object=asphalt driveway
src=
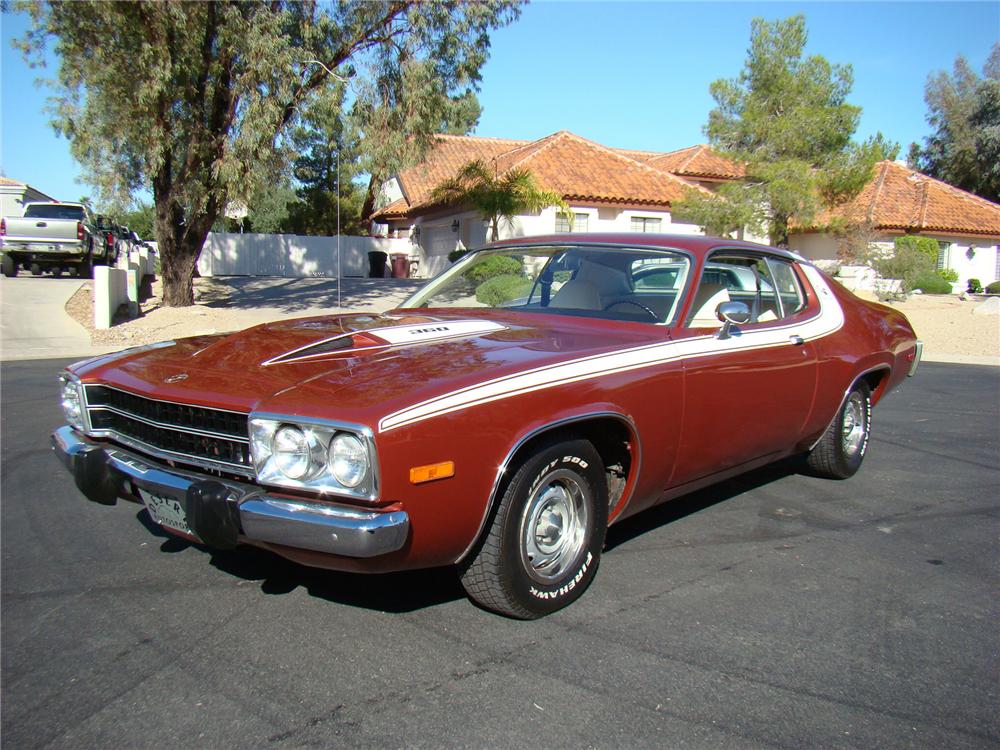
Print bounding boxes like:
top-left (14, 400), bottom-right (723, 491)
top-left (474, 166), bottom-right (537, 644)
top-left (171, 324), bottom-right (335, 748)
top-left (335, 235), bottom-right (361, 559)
top-left (2, 359), bottom-right (998, 749)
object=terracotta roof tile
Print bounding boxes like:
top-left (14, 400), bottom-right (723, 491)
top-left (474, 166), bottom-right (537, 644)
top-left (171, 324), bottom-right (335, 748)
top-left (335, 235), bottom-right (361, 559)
top-left (371, 131), bottom-right (714, 220)
top-left (642, 144), bottom-right (746, 179)
top-left (0, 176), bottom-right (26, 187)
top-left (818, 161), bottom-right (1000, 237)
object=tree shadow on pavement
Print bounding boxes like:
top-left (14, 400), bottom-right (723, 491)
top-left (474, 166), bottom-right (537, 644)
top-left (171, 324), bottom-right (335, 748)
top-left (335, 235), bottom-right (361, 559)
top-left (196, 277), bottom-right (424, 315)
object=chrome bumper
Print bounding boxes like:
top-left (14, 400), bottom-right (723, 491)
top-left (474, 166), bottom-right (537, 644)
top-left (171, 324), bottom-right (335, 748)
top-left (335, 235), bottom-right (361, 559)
top-left (51, 426), bottom-right (408, 558)
top-left (908, 340), bottom-right (923, 377)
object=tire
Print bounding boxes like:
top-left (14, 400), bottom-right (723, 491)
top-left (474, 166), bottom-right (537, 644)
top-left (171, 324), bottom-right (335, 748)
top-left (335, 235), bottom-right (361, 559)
top-left (460, 438), bottom-right (608, 619)
top-left (806, 381), bottom-right (872, 479)
top-left (30, 263), bottom-right (42, 276)
top-left (1, 255), bottom-right (16, 278)
top-left (76, 256), bottom-right (93, 279)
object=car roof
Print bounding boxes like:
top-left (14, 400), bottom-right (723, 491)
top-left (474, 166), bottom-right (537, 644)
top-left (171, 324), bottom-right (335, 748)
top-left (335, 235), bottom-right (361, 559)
top-left (484, 233), bottom-right (806, 263)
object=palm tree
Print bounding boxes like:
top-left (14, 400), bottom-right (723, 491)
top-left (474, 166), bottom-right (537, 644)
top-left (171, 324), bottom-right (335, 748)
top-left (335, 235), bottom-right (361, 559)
top-left (430, 159), bottom-right (565, 242)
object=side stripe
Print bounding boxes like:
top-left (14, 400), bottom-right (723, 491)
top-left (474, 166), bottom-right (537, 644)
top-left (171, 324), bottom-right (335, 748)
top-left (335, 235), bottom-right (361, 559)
top-left (378, 266), bottom-right (843, 433)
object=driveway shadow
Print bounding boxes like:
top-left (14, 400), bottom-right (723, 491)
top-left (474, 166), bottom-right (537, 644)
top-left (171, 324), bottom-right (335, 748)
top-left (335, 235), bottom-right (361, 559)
top-left (196, 277), bottom-right (425, 315)
top-left (136, 509), bottom-right (464, 612)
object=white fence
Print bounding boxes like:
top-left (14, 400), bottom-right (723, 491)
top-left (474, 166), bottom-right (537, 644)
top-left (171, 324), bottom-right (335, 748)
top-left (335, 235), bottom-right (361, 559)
top-left (197, 232), bottom-right (413, 278)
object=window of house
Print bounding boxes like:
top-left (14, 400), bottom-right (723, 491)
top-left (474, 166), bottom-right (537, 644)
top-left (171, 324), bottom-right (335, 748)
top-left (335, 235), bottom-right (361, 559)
top-left (631, 216), bottom-right (662, 233)
top-left (937, 241), bottom-right (951, 271)
top-left (555, 212), bottom-right (589, 233)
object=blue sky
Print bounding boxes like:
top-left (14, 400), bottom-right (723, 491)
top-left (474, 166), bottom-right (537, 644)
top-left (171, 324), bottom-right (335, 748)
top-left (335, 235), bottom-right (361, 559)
top-left (2, 2), bottom-right (998, 205)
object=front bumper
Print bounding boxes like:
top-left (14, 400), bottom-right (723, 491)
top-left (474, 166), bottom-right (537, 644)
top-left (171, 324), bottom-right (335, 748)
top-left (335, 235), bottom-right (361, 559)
top-left (51, 426), bottom-right (409, 558)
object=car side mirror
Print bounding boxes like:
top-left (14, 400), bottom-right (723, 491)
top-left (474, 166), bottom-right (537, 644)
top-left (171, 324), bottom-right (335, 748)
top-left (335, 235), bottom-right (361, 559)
top-left (716, 301), bottom-right (751, 340)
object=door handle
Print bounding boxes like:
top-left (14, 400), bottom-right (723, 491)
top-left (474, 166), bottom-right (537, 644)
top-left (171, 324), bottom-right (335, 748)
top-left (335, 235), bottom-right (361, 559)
top-left (789, 335), bottom-right (804, 346)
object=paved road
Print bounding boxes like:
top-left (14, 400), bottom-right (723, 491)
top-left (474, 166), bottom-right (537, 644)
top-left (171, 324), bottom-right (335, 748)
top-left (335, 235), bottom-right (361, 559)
top-left (0, 276), bottom-right (113, 361)
top-left (2, 359), bottom-right (998, 749)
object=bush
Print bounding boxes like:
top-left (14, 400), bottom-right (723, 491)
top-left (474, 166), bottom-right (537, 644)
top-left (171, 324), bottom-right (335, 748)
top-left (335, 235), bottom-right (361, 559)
top-left (937, 268), bottom-right (959, 283)
top-left (464, 254), bottom-right (523, 284)
top-left (448, 248), bottom-right (471, 263)
top-left (871, 245), bottom-right (936, 299)
top-left (912, 274), bottom-right (953, 294)
top-left (985, 280), bottom-right (1000, 294)
top-left (475, 275), bottom-right (532, 307)
top-left (967, 278), bottom-right (983, 294)
top-left (894, 235), bottom-right (939, 264)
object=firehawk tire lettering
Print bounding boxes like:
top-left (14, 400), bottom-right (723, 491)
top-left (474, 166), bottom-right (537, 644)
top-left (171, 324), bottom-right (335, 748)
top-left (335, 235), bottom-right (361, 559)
top-left (459, 439), bottom-right (608, 619)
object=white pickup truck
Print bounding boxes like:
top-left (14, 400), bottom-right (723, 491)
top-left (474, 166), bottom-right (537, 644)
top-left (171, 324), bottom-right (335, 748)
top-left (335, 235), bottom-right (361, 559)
top-left (1, 202), bottom-right (110, 278)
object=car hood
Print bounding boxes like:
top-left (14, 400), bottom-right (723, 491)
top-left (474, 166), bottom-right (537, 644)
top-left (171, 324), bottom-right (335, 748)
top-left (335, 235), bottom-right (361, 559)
top-left (72, 310), bottom-right (666, 427)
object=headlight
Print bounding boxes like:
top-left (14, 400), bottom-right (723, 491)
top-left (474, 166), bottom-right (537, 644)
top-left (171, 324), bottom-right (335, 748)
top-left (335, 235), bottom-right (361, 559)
top-left (273, 426), bottom-right (312, 480)
top-left (59, 374), bottom-right (85, 431)
top-left (249, 415), bottom-right (378, 499)
top-left (329, 433), bottom-right (368, 488)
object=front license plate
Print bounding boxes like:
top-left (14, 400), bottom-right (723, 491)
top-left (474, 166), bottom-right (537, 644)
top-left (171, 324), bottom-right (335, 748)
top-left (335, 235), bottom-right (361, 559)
top-left (138, 488), bottom-right (194, 536)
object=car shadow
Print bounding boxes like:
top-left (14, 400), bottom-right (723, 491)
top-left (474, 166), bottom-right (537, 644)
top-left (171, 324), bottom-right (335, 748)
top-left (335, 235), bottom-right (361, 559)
top-left (136, 509), bottom-right (464, 612)
top-left (604, 457), bottom-right (804, 551)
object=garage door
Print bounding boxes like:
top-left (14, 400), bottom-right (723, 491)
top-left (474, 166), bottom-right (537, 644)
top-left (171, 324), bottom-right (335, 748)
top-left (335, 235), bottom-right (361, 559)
top-left (422, 225), bottom-right (457, 277)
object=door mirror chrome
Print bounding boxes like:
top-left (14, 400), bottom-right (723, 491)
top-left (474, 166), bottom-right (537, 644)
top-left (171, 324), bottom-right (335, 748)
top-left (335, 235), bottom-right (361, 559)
top-left (716, 301), bottom-right (751, 340)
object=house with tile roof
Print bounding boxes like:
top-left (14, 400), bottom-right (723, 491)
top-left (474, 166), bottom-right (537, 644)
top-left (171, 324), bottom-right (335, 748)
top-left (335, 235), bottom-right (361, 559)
top-left (367, 133), bottom-right (1000, 286)
top-left (0, 176), bottom-right (56, 219)
top-left (789, 161), bottom-right (1000, 288)
top-left (367, 131), bottom-right (742, 276)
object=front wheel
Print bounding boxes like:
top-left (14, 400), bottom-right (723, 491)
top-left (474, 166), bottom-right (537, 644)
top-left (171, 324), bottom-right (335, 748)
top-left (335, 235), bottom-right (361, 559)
top-left (806, 381), bottom-right (872, 479)
top-left (460, 438), bottom-right (608, 619)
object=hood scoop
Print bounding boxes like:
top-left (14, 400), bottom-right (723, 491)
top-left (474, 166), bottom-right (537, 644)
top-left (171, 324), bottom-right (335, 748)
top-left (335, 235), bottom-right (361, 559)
top-left (264, 319), bottom-right (508, 366)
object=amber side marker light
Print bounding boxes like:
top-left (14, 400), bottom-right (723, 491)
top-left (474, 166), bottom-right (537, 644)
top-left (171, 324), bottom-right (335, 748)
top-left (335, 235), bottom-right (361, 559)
top-left (409, 461), bottom-right (455, 484)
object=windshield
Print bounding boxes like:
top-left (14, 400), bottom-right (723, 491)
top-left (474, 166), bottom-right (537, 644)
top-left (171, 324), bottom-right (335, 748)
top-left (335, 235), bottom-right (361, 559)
top-left (23, 204), bottom-right (85, 221)
top-left (400, 245), bottom-right (690, 325)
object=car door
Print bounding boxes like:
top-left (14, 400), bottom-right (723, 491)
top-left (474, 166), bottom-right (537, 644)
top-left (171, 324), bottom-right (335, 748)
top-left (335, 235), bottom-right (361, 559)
top-left (670, 252), bottom-right (819, 485)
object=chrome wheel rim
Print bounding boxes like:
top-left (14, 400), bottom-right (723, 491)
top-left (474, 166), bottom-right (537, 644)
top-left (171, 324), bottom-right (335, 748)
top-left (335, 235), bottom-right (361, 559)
top-left (519, 468), bottom-right (590, 584)
top-left (842, 392), bottom-right (867, 456)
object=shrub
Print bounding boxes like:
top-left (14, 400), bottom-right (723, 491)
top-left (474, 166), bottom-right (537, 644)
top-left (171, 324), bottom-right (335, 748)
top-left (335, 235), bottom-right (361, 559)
top-left (967, 278), bottom-right (983, 294)
top-left (448, 248), bottom-right (471, 263)
top-left (986, 281), bottom-right (1000, 294)
top-left (912, 274), bottom-right (953, 294)
top-left (870, 245), bottom-right (935, 299)
top-left (464, 254), bottom-right (523, 283)
top-left (937, 268), bottom-right (959, 283)
top-left (475, 274), bottom-right (532, 307)
top-left (893, 235), bottom-right (940, 264)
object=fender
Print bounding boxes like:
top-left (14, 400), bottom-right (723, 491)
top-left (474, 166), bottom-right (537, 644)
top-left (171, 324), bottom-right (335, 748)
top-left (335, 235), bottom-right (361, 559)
top-left (454, 408), bottom-right (641, 564)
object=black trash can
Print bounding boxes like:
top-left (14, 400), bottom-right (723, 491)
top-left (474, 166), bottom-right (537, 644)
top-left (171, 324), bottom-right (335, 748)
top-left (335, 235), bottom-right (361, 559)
top-left (367, 251), bottom-right (388, 278)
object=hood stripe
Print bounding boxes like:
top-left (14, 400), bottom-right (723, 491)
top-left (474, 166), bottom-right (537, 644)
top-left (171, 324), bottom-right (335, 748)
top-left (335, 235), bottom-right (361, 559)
top-left (378, 266), bottom-right (843, 433)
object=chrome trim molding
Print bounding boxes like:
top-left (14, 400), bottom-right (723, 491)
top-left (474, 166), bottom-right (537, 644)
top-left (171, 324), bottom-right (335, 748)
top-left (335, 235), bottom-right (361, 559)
top-left (454, 411), bottom-right (641, 564)
top-left (807, 365), bottom-right (890, 452)
top-left (82, 382), bottom-right (248, 415)
top-left (51, 427), bottom-right (407, 558)
top-left (909, 341), bottom-right (923, 377)
top-left (87, 405), bottom-right (250, 443)
top-left (85, 428), bottom-right (255, 477)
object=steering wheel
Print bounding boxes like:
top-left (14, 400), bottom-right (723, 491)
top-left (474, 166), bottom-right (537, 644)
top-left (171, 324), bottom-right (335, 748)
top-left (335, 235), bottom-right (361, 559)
top-left (603, 299), bottom-right (659, 321)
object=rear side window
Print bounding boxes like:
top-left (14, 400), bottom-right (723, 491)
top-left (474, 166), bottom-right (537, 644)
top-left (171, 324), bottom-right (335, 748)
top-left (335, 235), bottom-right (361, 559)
top-left (767, 259), bottom-right (807, 317)
top-left (24, 204), bottom-right (85, 221)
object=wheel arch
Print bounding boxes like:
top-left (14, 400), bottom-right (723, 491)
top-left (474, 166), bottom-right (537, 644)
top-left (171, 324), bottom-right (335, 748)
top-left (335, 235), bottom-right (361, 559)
top-left (455, 411), bottom-right (641, 564)
top-left (808, 364), bottom-right (889, 452)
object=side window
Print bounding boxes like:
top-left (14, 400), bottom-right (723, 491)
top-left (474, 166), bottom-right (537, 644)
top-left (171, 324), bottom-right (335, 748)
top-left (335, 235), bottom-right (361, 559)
top-left (686, 254), bottom-right (790, 327)
top-left (766, 259), bottom-right (807, 317)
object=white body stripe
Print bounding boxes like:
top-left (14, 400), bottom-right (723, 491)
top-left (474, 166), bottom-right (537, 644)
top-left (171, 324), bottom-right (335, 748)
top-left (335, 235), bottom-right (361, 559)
top-left (378, 266), bottom-right (843, 433)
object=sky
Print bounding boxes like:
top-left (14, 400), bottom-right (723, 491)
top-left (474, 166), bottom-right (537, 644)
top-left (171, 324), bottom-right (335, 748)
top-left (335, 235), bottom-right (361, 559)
top-left (2, 1), bottom-right (998, 205)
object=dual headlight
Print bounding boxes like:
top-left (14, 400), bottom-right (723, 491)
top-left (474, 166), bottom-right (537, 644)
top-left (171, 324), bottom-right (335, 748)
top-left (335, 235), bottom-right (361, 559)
top-left (249, 416), bottom-right (377, 499)
top-left (59, 374), bottom-right (86, 431)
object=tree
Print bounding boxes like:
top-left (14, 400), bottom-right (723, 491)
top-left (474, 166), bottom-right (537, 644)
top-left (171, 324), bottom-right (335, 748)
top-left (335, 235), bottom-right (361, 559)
top-left (674, 15), bottom-right (895, 247)
top-left (430, 159), bottom-right (564, 242)
top-left (908, 44), bottom-right (1000, 203)
top-left (19, 1), bottom-right (522, 305)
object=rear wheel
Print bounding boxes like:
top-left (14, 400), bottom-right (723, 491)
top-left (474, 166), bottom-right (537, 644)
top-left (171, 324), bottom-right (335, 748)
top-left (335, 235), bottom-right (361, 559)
top-left (460, 438), bottom-right (608, 619)
top-left (1, 255), bottom-right (16, 278)
top-left (30, 263), bottom-right (42, 276)
top-left (76, 256), bottom-right (93, 279)
top-left (807, 382), bottom-right (871, 479)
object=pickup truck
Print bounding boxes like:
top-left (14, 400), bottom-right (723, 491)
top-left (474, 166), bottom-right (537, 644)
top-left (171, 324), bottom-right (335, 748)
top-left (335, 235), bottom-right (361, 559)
top-left (1, 202), bottom-right (108, 278)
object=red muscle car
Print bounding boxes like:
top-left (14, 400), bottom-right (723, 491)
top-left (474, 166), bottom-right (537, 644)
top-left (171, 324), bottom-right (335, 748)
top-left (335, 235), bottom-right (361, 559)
top-left (52, 234), bottom-right (921, 618)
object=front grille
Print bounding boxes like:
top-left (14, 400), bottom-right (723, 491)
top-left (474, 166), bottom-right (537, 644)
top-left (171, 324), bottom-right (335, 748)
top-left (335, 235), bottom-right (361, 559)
top-left (84, 385), bottom-right (251, 473)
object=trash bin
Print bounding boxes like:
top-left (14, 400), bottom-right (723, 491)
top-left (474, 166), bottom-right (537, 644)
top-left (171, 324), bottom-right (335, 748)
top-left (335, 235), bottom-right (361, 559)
top-left (390, 253), bottom-right (410, 279)
top-left (367, 251), bottom-right (388, 278)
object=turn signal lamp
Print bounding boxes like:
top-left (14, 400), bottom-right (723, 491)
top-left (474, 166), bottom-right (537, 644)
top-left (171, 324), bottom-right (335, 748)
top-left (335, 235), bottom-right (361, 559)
top-left (409, 461), bottom-right (455, 484)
